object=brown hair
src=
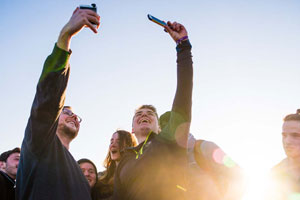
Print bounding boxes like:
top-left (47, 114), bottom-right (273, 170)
top-left (284, 109), bottom-right (300, 122)
top-left (0, 147), bottom-right (20, 162)
top-left (98, 130), bottom-right (137, 186)
top-left (135, 105), bottom-right (159, 119)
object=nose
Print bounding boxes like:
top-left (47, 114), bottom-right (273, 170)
top-left (70, 114), bottom-right (78, 121)
top-left (83, 170), bottom-right (89, 176)
top-left (284, 135), bottom-right (293, 145)
top-left (141, 112), bottom-right (148, 117)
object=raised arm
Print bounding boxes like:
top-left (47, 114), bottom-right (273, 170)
top-left (160, 22), bottom-right (193, 146)
top-left (24, 8), bottom-right (100, 155)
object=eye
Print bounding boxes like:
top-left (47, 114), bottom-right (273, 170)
top-left (282, 132), bottom-right (287, 137)
top-left (135, 112), bottom-right (143, 117)
top-left (291, 133), bottom-right (300, 138)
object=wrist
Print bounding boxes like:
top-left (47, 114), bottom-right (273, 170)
top-left (176, 36), bottom-right (188, 45)
top-left (57, 29), bottom-right (71, 51)
top-left (176, 39), bottom-right (192, 53)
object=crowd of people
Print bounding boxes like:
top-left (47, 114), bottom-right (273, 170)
top-left (1, 6), bottom-right (299, 200)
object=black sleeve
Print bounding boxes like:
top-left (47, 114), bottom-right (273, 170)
top-left (23, 44), bottom-right (71, 156)
top-left (159, 40), bottom-right (193, 144)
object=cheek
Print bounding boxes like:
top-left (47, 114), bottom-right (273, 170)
top-left (92, 174), bottom-right (97, 180)
top-left (295, 139), bottom-right (300, 145)
top-left (58, 115), bottom-right (65, 125)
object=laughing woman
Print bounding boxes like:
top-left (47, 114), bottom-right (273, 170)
top-left (92, 130), bottom-right (137, 200)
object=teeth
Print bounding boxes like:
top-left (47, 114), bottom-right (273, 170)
top-left (139, 119), bottom-right (150, 124)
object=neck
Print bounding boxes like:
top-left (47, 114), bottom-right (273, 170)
top-left (1, 169), bottom-right (15, 180)
top-left (135, 129), bottom-right (152, 144)
top-left (288, 157), bottom-right (300, 168)
top-left (287, 157), bottom-right (300, 179)
top-left (56, 131), bottom-right (72, 150)
top-left (137, 135), bottom-right (147, 144)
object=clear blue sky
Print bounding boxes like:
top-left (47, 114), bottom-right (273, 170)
top-left (1, 1), bottom-right (300, 197)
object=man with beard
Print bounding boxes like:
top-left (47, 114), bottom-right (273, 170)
top-left (113, 21), bottom-right (193, 200)
top-left (0, 147), bottom-right (20, 200)
top-left (268, 109), bottom-right (300, 200)
top-left (16, 7), bottom-right (100, 200)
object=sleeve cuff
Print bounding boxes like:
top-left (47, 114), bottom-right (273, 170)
top-left (54, 43), bottom-right (72, 55)
top-left (176, 39), bottom-right (192, 53)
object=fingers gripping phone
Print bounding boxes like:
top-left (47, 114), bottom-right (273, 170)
top-left (80, 3), bottom-right (97, 25)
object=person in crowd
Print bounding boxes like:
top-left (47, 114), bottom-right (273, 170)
top-left (93, 130), bottom-right (137, 200)
top-left (113, 20), bottom-right (193, 200)
top-left (160, 111), bottom-right (245, 200)
top-left (268, 109), bottom-right (300, 199)
top-left (0, 161), bottom-right (4, 170)
top-left (16, 7), bottom-right (100, 200)
top-left (0, 147), bottom-right (20, 200)
top-left (78, 158), bottom-right (98, 188)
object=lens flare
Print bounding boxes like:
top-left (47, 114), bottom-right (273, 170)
top-left (289, 193), bottom-right (300, 200)
top-left (212, 148), bottom-right (236, 168)
top-left (223, 155), bottom-right (236, 168)
top-left (212, 148), bottom-right (225, 164)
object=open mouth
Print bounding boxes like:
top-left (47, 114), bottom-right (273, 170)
top-left (111, 150), bottom-right (118, 154)
top-left (66, 120), bottom-right (78, 128)
top-left (139, 118), bottom-right (150, 124)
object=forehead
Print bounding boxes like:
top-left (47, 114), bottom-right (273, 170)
top-left (63, 107), bottom-right (73, 112)
top-left (111, 132), bottom-right (119, 140)
top-left (282, 120), bottom-right (300, 133)
top-left (80, 162), bottom-right (95, 170)
top-left (8, 152), bottom-right (20, 159)
top-left (135, 108), bottom-right (155, 115)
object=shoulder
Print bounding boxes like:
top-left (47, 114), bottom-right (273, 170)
top-left (92, 181), bottom-right (113, 199)
top-left (0, 171), bottom-right (9, 185)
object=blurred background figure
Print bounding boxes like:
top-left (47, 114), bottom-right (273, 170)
top-left (160, 111), bottom-right (245, 200)
top-left (268, 109), bottom-right (300, 200)
top-left (78, 158), bottom-right (98, 188)
top-left (92, 130), bottom-right (137, 200)
top-left (0, 147), bottom-right (20, 200)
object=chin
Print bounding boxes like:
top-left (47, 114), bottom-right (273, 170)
top-left (62, 125), bottom-right (78, 139)
top-left (112, 156), bottom-right (120, 161)
top-left (139, 127), bottom-right (152, 134)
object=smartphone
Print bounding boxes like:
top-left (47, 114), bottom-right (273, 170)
top-left (79, 3), bottom-right (97, 13)
top-left (147, 14), bottom-right (167, 27)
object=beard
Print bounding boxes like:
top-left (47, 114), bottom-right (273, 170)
top-left (57, 123), bottom-right (78, 140)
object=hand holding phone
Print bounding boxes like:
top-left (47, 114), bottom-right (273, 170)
top-left (80, 3), bottom-right (98, 25)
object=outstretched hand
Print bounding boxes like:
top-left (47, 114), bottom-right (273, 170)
top-left (164, 21), bottom-right (188, 43)
top-left (57, 7), bottom-right (100, 51)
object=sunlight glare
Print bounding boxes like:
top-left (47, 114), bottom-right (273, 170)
top-left (242, 164), bottom-right (272, 200)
